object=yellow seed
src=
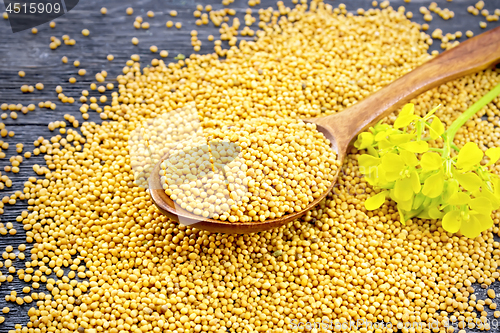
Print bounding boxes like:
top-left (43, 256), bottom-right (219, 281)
top-left (82, 29), bottom-right (90, 36)
top-left (50, 21), bottom-right (55, 28)
top-left (107, 54), bottom-right (114, 61)
top-left (150, 45), bottom-right (158, 53)
top-left (131, 37), bottom-right (139, 45)
top-left (175, 22), bottom-right (182, 29)
top-left (160, 50), bottom-right (169, 58)
top-left (126, 7), bottom-right (133, 15)
top-left (100, 7), bottom-right (107, 15)
top-left (166, 20), bottom-right (174, 28)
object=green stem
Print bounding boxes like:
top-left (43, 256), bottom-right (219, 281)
top-left (416, 120), bottom-right (423, 141)
top-left (446, 82), bottom-right (500, 142)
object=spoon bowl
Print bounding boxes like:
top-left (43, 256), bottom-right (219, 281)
top-left (148, 140), bottom-right (342, 234)
top-left (149, 26), bottom-right (500, 234)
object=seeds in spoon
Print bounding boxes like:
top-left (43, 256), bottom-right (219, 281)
top-left (159, 117), bottom-right (339, 222)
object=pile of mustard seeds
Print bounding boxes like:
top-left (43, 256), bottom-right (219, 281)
top-left (2, 1), bottom-right (500, 333)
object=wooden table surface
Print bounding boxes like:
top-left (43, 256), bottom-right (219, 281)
top-left (0, 0), bottom-right (500, 330)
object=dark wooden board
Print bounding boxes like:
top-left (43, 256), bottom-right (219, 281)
top-left (0, 0), bottom-right (500, 331)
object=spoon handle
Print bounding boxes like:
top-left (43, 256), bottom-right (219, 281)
top-left (323, 26), bottom-right (500, 153)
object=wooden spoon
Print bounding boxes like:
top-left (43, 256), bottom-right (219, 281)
top-left (150, 26), bottom-right (500, 234)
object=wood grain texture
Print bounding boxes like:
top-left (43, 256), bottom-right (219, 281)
top-left (0, 0), bottom-right (499, 330)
